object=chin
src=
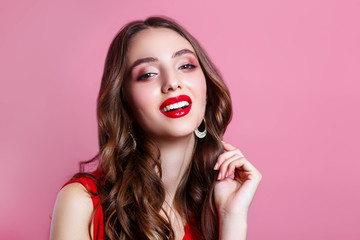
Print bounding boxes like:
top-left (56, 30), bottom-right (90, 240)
top-left (155, 128), bottom-right (196, 140)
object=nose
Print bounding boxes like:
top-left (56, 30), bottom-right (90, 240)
top-left (161, 71), bottom-right (182, 93)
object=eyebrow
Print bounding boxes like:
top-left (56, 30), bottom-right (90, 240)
top-left (128, 48), bottom-right (196, 73)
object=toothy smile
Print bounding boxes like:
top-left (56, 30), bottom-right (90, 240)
top-left (159, 95), bottom-right (192, 118)
top-left (161, 101), bottom-right (190, 112)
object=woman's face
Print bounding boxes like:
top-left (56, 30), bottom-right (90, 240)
top-left (124, 27), bottom-right (207, 140)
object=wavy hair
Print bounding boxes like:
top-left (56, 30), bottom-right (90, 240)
top-left (74, 16), bottom-right (232, 240)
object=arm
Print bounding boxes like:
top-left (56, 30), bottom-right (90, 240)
top-left (214, 141), bottom-right (262, 240)
top-left (50, 183), bottom-right (94, 240)
top-left (219, 215), bottom-right (248, 240)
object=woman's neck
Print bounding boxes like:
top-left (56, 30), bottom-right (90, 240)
top-left (157, 134), bottom-right (195, 207)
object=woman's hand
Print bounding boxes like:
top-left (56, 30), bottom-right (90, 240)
top-left (213, 141), bottom-right (262, 224)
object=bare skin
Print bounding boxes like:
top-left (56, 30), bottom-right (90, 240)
top-left (50, 183), bottom-right (94, 240)
top-left (50, 27), bottom-right (262, 240)
top-left (50, 140), bottom-right (262, 240)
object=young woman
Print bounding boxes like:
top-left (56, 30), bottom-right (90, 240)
top-left (50, 16), bottom-right (262, 240)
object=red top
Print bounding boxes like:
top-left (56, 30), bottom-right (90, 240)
top-left (62, 172), bottom-right (202, 240)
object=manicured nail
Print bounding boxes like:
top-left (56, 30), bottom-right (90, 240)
top-left (217, 172), bottom-right (222, 180)
top-left (214, 162), bottom-right (219, 170)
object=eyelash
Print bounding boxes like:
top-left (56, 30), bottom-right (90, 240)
top-left (179, 64), bottom-right (196, 70)
top-left (137, 73), bottom-right (156, 81)
top-left (136, 64), bottom-right (197, 81)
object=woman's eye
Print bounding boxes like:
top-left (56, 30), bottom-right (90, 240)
top-left (179, 64), bottom-right (196, 70)
top-left (137, 73), bottom-right (156, 81)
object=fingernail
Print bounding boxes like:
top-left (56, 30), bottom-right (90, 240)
top-left (214, 162), bottom-right (219, 170)
top-left (217, 172), bottom-right (222, 180)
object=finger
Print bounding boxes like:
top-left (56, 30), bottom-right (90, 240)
top-left (222, 141), bottom-right (237, 152)
top-left (214, 150), bottom-right (241, 170)
top-left (228, 159), bottom-right (247, 180)
top-left (219, 156), bottom-right (261, 181)
top-left (218, 155), bottom-right (245, 180)
top-left (217, 154), bottom-right (239, 179)
top-left (226, 157), bottom-right (250, 180)
top-left (222, 141), bottom-right (245, 157)
top-left (214, 149), bottom-right (244, 170)
top-left (227, 158), bottom-right (261, 181)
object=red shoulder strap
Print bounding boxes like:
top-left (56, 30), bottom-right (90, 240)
top-left (62, 174), bottom-right (104, 240)
top-left (183, 212), bottom-right (204, 240)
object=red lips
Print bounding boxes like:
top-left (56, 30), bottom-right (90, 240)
top-left (159, 95), bottom-right (192, 118)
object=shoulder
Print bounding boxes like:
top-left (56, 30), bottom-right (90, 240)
top-left (50, 182), bottom-right (94, 240)
top-left (56, 182), bottom-right (94, 212)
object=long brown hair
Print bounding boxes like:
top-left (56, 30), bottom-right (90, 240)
top-left (74, 16), bottom-right (232, 240)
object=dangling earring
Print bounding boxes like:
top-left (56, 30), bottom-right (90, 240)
top-left (195, 119), bottom-right (207, 138)
top-left (128, 124), bottom-right (137, 150)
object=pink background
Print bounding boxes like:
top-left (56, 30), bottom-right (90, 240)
top-left (1, 0), bottom-right (359, 239)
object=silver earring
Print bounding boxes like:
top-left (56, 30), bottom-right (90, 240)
top-left (195, 119), bottom-right (207, 138)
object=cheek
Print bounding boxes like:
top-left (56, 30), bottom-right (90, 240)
top-left (188, 73), bottom-right (207, 103)
top-left (127, 85), bottom-right (159, 118)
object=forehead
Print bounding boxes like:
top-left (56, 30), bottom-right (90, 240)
top-left (126, 27), bottom-right (195, 62)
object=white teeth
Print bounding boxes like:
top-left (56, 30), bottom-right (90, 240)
top-left (162, 101), bottom-right (190, 112)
